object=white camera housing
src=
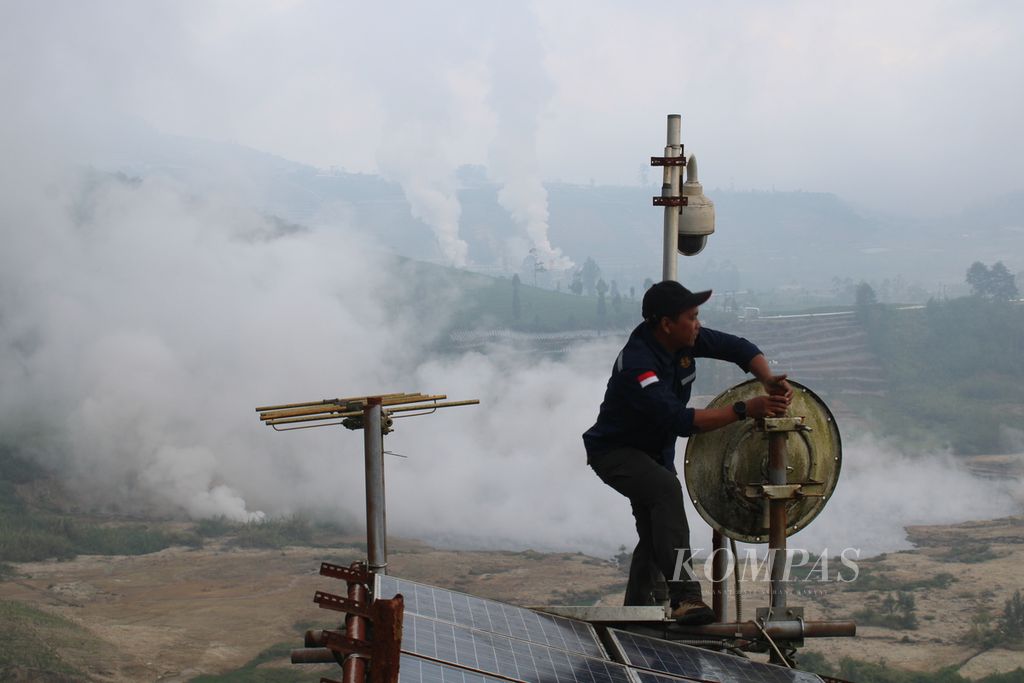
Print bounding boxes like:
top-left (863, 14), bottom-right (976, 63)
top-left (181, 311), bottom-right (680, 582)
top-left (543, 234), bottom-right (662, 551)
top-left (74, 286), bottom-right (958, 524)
top-left (678, 154), bottom-right (715, 256)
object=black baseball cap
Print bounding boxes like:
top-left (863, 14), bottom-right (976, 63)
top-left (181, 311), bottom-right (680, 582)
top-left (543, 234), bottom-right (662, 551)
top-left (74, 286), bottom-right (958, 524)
top-left (642, 281), bottom-right (712, 322)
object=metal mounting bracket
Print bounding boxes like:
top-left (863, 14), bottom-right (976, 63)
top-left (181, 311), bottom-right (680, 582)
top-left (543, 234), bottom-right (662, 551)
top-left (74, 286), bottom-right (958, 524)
top-left (650, 149), bottom-right (685, 165)
top-left (320, 561), bottom-right (371, 585)
top-left (653, 196), bottom-right (688, 206)
top-left (314, 591), bottom-right (376, 619)
top-left (758, 416), bottom-right (811, 433)
top-left (743, 482), bottom-right (827, 500)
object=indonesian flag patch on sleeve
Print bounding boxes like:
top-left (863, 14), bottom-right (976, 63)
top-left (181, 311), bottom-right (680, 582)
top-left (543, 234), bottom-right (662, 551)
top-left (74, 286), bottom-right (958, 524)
top-left (637, 371), bottom-right (659, 388)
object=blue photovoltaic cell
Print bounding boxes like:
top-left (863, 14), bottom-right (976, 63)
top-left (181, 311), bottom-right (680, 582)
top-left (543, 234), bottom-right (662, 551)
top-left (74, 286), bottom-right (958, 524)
top-left (378, 575), bottom-right (605, 659)
top-left (402, 612), bottom-right (634, 683)
top-left (634, 672), bottom-right (825, 683)
top-left (610, 630), bottom-right (823, 683)
top-left (399, 653), bottom-right (513, 683)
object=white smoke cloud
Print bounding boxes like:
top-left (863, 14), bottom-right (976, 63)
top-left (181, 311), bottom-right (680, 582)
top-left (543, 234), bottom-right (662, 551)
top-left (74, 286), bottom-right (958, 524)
top-left (384, 340), bottom-right (630, 552)
top-left (1, 158), bottom-right (1020, 552)
top-left (384, 383), bottom-right (1023, 557)
top-left (0, 163), bottom-right (435, 522)
top-left (487, 4), bottom-right (572, 272)
top-left (779, 433), bottom-right (1022, 556)
top-left (368, 5), bottom-right (493, 268)
top-left (377, 122), bottom-right (470, 267)
top-left (1, 153), bottom-right (1017, 548)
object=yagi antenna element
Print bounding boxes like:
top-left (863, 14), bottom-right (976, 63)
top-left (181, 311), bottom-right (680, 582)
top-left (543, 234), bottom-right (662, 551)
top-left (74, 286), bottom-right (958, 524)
top-left (255, 391), bottom-right (479, 575)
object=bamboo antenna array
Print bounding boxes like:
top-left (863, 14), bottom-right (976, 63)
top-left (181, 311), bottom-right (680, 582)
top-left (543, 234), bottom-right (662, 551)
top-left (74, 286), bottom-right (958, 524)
top-left (256, 392), bottom-right (479, 431)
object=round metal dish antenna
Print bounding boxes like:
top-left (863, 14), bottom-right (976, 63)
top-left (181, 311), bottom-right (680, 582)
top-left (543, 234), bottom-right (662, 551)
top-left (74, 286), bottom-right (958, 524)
top-left (683, 380), bottom-right (841, 543)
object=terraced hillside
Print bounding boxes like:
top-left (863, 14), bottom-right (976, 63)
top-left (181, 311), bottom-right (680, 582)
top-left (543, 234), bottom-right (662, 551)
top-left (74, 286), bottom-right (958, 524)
top-left (737, 312), bottom-right (887, 398)
top-left (450, 310), bottom-right (888, 401)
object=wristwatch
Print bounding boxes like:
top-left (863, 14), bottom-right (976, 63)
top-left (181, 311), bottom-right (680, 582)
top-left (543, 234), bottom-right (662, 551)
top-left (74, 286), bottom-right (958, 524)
top-left (732, 401), bottom-right (748, 420)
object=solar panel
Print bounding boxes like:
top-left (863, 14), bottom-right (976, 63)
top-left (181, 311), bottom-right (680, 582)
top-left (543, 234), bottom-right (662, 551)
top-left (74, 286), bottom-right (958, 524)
top-left (402, 612), bottom-right (634, 683)
top-left (608, 630), bottom-right (823, 683)
top-left (376, 576), bottom-right (823, 683)
top-left (377, 575), bottom-right (606, 659)
top-left (399, 653), bottom-right (514, 683)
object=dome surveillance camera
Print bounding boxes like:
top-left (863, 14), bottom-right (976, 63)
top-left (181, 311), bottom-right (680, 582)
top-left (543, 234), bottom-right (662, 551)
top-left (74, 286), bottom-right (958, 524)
top-left (677, 154), bottom-right (714, 256)
top-left (677, 234), bottom-right (708, 256)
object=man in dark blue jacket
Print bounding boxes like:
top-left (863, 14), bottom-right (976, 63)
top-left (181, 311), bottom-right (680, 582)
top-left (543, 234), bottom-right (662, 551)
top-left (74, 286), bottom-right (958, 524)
top-left (583, 281), bottom-right (791, 624)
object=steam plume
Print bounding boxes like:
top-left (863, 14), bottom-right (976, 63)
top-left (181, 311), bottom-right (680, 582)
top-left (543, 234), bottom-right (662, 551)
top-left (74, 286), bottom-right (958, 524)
top-left (378, 124), bottom-right (469, 267)
top-left (487, 5), bottom-right (572, 271)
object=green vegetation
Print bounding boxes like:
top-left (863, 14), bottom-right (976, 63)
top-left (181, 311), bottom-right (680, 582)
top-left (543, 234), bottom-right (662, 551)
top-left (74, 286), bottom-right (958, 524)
top-left (231, 516), bottom-right (314, 548)
top-left (853, 591), bottom-right (919, 629)
top-left (0, 599), bottom-right (95, 679)
top-left (966, 261), bottom-right (1019, 301)
top-left (0, 447), bottom-right (340, 564)
top-left (404, 258), bottom-right (642, 333)
top-left (401, 257), bottom-right (743, 337)
top-left (194, 514), bottom-right (360, 549)
top-left (938, 541), bottom-right (1002, 564)
top-left (845, 567), bottom-right (956, 593)
top-left (1005, 590), bottom-right (1024, 643)
top-left (965, 590), bottom-right (1024, 649)
top-left (799, 651), bottom-right (1024, 682)
top-left (859, 297), bottom-right (1024, 454)
top-left (0, 449), bottom-right (202, 564)
top-left (0, 509), bottom-right (201, 563)
top-left (0, 443), bottom-right (357, 565)
top-left (195, 515), bottom-right (238, 538)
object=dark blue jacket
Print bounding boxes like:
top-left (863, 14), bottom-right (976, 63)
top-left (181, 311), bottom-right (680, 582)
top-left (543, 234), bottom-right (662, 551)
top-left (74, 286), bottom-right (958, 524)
top-left (583, 322), bottom-right (761, 472)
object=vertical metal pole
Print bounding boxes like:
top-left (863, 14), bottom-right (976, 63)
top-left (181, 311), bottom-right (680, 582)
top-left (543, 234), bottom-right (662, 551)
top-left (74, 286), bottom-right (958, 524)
top-left (342, 579), bottom-right (368, 683)
top-left (662, 114), bottom-right (682, 282)
top-left (364, 397), bottom-right (388, 574)
top-left (711, 530), bottom-right (729, 622)
top-left (662, 113), bottom-right (686, 611)
top-left (768, 432), bottom-right (788, 611)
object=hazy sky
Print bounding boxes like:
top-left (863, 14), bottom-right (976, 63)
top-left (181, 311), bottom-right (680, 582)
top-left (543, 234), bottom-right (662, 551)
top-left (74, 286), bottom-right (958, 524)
top-left (4, 0), bottom-right (1023, 216)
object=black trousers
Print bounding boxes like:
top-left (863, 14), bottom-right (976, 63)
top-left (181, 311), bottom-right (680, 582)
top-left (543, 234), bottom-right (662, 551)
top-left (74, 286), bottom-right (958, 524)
top-left (590, 447), bottom-right (702, 606)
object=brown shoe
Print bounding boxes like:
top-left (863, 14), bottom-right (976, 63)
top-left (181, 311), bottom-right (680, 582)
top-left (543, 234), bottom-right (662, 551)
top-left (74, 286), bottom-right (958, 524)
top-left (670, 599), bottom-right (714, 625)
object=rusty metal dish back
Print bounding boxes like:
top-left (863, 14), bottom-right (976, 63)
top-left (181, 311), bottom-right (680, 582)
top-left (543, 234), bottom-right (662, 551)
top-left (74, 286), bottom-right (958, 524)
top-left (683, 379), bottom-right (842, 543)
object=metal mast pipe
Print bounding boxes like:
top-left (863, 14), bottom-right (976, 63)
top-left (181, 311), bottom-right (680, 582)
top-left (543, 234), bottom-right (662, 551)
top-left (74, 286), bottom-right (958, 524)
top-left (768, 432), bottom-right (789, 610)
top-left (363, 397), bottom-right (388, 574)
top-left (342, 579), bottom-right (368, 683)
top-left (662, 114), bottom-right (682, 281)
top-left (711, 530), bottom-right (729, 622)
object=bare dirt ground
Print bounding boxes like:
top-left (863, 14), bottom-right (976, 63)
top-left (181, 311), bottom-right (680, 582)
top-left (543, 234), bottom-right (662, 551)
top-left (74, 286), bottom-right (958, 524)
top-left (795, 516), bottom-right (1024, 677)
top-left (1, 517), bottom-right (1022, 681)
top-left (1, 543), bottom-right (362, 681)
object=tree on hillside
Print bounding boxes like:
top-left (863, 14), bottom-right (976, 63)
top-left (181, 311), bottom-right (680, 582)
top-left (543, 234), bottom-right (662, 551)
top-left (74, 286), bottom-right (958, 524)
top-left (1002, 590), bottom-right (1024, 642)
top-left (967, 261), bottom-right (1019, 301)
top-left (610, 280), bottom-right (622, 313)
top-left (581, 257), bottom-right (602, 296)
top-left (511, 274), bottom-right (521, 321)
top-left (596, 278), bottom-right (608, 320)
top-left (966, 262), bottom-right (989, 295)
top-left (990, 262), bottom-right (1019, 300)
top-left (855, 281), bottom-right (877, 307)
top-left (569, 271), bottom-right (584, 296)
